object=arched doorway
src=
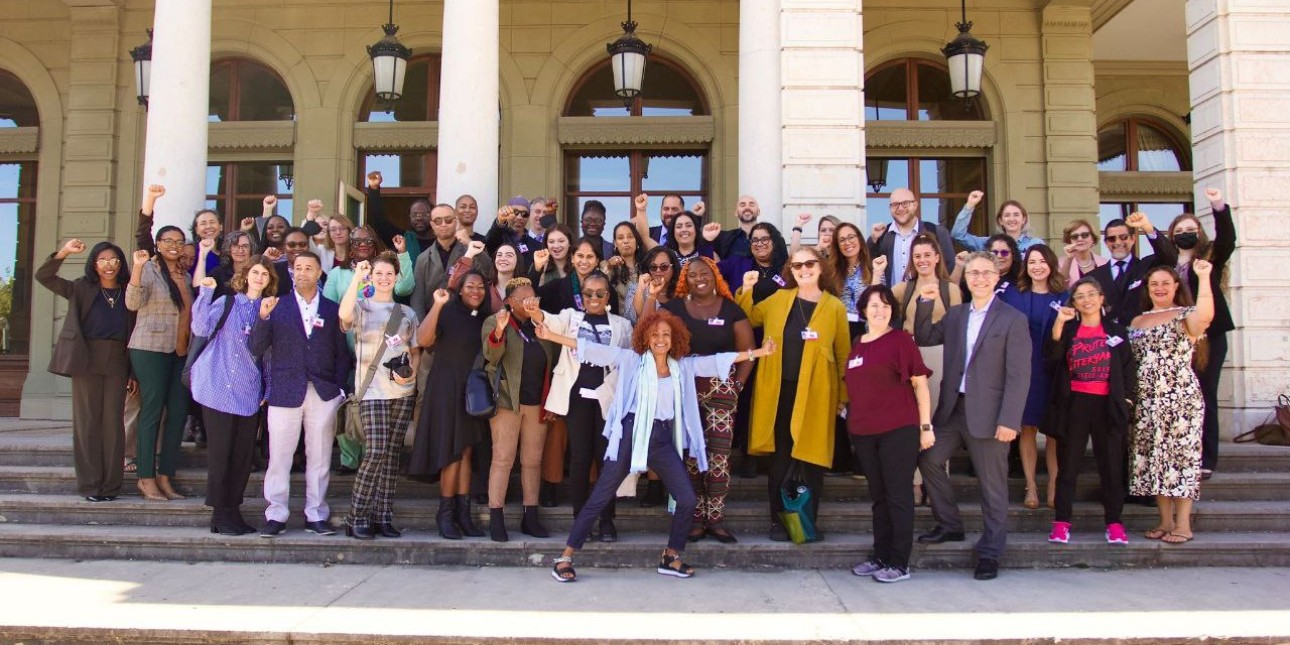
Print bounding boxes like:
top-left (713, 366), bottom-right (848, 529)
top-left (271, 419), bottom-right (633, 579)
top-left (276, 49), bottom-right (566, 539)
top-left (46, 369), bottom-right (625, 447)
top-left (0, 68), bottom-right (39, 414)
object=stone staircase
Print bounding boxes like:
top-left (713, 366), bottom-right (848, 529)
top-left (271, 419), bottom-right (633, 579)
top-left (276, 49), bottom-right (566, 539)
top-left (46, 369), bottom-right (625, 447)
top-left (1, 423), bottom-right (1288, 570)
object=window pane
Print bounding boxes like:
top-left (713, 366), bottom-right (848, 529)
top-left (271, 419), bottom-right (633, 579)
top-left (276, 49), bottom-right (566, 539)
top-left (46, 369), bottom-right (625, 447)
top-left (567, 155), bottom-right (630, 193)
top-left (864, 64), bottom-right (908, 121)
top-left (641, 154), bottom-right (703, 192)
top-left (362, 153), bottom-right (428, 188)
top-left (1136, 123), bottom-right (1184, 172)
top-left (640, 62), bottom-right (706, 116)
top-left (206, 165), bottom-right (225, 196)
top-left (1097, 124), bottom-right (1127, 171)
top-left (916, 63), bottom-right (984, 120)
top-left (0, 71), bottom-right (39, 128)
top-left (237, 64), bottom-right (294, 121)
top-left (920, 198), bottom-right (944, 228)
top-left (0, 162), bottom-right (36, 356)
top-left (573, 196), bottom-right (633, 236)
top-left (208, 63), bottom-right (232, 122)
top-left (234, 162), bottom-right (284, 195)
top-left (919, 158), bottom-right (984, 195)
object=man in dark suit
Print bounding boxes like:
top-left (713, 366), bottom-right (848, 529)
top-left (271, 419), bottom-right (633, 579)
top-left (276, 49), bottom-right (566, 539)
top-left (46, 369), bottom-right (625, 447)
top-left (700, 195), bottom-right (758, 260)
top-left (250, 251), bottom-right (352, 538)
top-left (913, 252), bottom-right (1031, 580)
top-left (869, 188), bottom-right (958, 285)
top-left (648, 193), bottom-right (700, 244)
top-left (272, 227), bottom-right (326, 296)
top-left (410, 203), bottom-right (494, 319)
top-left (1087, 212), bottom-right (1178, 326)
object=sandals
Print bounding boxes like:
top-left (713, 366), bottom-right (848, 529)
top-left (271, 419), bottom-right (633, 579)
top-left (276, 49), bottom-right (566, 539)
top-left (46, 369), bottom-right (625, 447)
top-left (123, 459), bottom-right (137, 474)
top-left (1162, 532), bottom-right (1194, 544)
top-left (1023, 486), bottom-right (1040, 510)
top-left (657, 552), bottom-right (695, 578)
top-left (1143, 528), bottom-right (1171, 540)
top-left (551, 556), bottom-right (577, 583)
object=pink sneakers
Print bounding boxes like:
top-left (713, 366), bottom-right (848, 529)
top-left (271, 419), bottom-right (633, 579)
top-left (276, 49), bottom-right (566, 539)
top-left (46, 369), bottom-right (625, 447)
top-left (1048, 521), bottom-right (1071, 544)
top-left (1106, 523), bottom-right (1129, 544)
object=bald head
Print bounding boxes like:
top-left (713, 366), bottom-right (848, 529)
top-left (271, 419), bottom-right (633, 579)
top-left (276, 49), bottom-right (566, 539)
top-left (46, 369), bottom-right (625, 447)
top-left (736, 195), bottom-right (760, 224)
top-left (888, 188), bottom-right (919, 227)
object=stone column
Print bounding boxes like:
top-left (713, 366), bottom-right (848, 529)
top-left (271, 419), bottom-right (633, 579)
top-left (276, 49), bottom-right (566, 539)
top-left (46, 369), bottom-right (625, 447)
top-left (1188, 0), bottom-right (1290, 433)
top-left (1040, 1), bottom-right (1099, 242)
top-left (437, 0), bottom-right (499, 228)
top-left (738, 0), bottom-right (782, 226)
top-left (140, 0), bottom-right (211, 234)
top-left (779, 0), bottom-right (865, 234)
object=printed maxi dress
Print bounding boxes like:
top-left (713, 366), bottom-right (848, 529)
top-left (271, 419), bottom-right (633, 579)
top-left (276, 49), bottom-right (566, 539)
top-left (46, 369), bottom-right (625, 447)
top-left (1128, 308), bottom-right (1204, 500)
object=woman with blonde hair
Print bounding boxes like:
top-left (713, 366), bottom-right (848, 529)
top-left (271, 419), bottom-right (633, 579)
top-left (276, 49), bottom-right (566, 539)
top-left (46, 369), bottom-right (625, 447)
top-left (313, 213), bottom-right (354, 274)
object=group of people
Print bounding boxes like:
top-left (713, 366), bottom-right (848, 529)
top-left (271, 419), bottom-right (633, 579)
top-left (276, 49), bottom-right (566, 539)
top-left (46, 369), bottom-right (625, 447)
top-left (38, 169), bottom-right (1233, 583)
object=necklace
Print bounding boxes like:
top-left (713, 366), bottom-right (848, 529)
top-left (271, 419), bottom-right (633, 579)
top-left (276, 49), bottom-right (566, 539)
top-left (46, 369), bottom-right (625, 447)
top-left (100, 286), bottom-right (121, 308)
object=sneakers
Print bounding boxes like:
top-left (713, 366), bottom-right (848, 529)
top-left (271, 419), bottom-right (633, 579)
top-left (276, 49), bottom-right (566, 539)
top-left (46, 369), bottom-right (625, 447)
top-left (1106, 523), bottom-right (1129, 544)
top-left (873, 566), bottom-right (910, 583)
top-left (851, 558), bottom-right (884, 577)
top-left (1048, 521), bottom-right (1071, 544)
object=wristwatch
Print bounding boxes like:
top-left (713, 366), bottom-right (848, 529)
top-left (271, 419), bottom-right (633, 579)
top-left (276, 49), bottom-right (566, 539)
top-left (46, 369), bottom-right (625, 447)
top-left (920, 424), bottom-right (934, 433)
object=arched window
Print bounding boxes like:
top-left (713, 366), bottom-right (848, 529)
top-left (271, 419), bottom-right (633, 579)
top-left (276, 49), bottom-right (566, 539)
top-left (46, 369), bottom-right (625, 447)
top-left (0, 70), bottom-right (39, 407)
top-left (0, 70), bottom-right (38, 127)
top-left (1097, 117), bottom-right (1190, 172)
top-left (562, 57), bottom-right (710, 230)
top-left (354, 55), bottom-right (443, 226)
top-left (208, 58), bottom-right (294, 122)
top-left (359, 55), bottom-right (442, 122)
top-left (865, 59), bottom-right (987, 122)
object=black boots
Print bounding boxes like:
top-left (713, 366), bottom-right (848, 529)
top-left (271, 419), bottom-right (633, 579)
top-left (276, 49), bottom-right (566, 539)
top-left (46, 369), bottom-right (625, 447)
top-left (489, 507), bottom-right (508, 542)
top-left (640, 479), bottom-right (665, 507)
top-left (437, 497), bottom-right (462, 540)
top-left (520, 505), bottom-right (549, 538)
top-left (539, 481), bottom-right (559, 508)
top-left (209, 508), bottom-right (255, 536)
top-left (454, 494), bottom-right (485, 537)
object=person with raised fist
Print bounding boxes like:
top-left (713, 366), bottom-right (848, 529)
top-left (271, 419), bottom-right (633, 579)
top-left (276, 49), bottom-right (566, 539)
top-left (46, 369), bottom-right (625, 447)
top-left (701, 195), bottom-right (759, 260)
top-left (485, 197), bottom-right (543, 263)
top-left (37, 238), bottom-right (135, 503)
top-left (410, 203), bottom-right (495, 319)
top-left (190, 258), bottom-right (277, 536)
top-left (869, 188), bottom-right (959, 286)
top-left (1057, 219), bottom-right (1107, 288)
top-left (1086, 211), bottom-right (1178, 326)
top-left (950, 190), bottom-right (1042, 252)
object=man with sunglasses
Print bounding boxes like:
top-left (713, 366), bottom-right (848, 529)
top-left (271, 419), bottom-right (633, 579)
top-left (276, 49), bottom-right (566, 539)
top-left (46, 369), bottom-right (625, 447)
top-left (486, 196), bottom-right (543, 265)
top-left (410, 204), bottom-right (495, 320)
top-left (870, 189), bottom-right (958, 286)
top-left (1086, 213), bottom-right (1178, 325)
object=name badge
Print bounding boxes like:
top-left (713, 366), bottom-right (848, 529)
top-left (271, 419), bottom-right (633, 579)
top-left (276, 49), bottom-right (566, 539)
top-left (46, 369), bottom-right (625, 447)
top-left (801, 329), bottom-right (819, 341)
top-left (848, 356), bottom-right (864, 369)
top-left (1107, 336), bottom-right (1124, 347)
top-left (312, 317), bottom-right (325, 329)
top-left (1128, 279), bottom-right (1143, 290)
top-left (707, 317), bottom-right (725, 326)
top-left (772, 275), bottom-right (787, 287)
top-left (1049, 301), bottom-right (1062, 312)
top-left (579, 387), bottom-right (598, 400)
top-left (846, 312), bottom-right (860, 323)
top-left (385, 334), bottom-right (403, 349)
top-left (518, 243), bottom-right (530, 253)
top-left (243, 324), bottom-right (253, 336)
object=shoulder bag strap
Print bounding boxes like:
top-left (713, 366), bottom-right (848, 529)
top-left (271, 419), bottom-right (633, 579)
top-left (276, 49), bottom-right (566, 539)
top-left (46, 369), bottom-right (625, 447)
top-left (352, 303), bottom-right (405, 401)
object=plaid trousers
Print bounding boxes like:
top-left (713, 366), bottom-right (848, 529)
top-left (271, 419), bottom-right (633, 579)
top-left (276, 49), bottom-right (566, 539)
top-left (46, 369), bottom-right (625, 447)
top-left (346, 396), bottom-right (414, 528)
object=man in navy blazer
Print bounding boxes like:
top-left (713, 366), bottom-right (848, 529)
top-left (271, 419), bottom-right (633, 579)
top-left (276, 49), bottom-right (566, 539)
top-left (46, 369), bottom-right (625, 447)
top-left (913, 251), bottom-right (1031, 581)
top-left (249, 251), bottom-right (352, 537)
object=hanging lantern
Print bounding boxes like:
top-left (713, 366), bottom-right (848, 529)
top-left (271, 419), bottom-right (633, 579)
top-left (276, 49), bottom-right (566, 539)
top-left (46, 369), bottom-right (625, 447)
top-left (130, 29), bottom-right (153, 108)
top-left (942, 0), bottom-right (988, 99)
top-left (867, 159), bottom-right (889, 194)
top-left (606, 0), bottom-right (651, 108)
top-left (368, 0), bottom-right (412, 106)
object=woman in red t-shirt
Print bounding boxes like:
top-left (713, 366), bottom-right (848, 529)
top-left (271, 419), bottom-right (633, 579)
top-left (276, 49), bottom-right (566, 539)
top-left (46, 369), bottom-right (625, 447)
top-left (843, 285), bottom-right (933, 584)
top-left (1043, 277), bottom-right (1136, 546)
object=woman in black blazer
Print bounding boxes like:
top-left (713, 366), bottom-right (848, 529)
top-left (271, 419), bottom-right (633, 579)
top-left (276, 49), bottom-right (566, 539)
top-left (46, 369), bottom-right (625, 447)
top-left (1167, 187), bottom-right (1234, 477)
top-left (36, 239), bottom-right (136, 502)
top-left (1043, 277), bottom-right (1136, 546)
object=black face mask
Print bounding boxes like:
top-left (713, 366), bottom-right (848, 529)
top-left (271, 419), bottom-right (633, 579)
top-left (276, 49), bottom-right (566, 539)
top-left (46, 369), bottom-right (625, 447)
top-left (539, 214), bottom-right (558, 230)
top-left (1173, 232), bottom-right (1199, 250)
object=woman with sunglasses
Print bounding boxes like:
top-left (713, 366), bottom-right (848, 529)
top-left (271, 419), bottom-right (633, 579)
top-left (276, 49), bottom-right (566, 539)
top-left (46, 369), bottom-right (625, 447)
top-left (738, 247), bottom-right (851, 541)
top-left (1057, 219), bottom-right (1107, 288)
top-left (38, 238), bottom-right (135, 503)
top-left (1001, 244), bottom-right (1068, 509)
top-left (950, 191), bottom-right (1042, 252)
top-left (322, 225), bottom-right (414, 305)
top-left (628, 246), bottom-right (681, 324)
top-left (665, 256), bottom-right (755, 543)
top-left (606, 222), bottom-right (646, 306)
top-left (526, 270), bottom-right (633, 541)
top-left (956, 234), bottom-right (1021, 294)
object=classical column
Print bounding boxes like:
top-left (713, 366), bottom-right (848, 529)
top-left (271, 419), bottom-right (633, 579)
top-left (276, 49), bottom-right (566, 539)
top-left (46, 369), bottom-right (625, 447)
top-left (778, 0), bottom-right (864, 234)
top-left (739, 0), bottom-right (783, 227)
top-left (1041, 1), bottom-right (1099, 242)
top-left (1187, 0), bottom-right (1290, 434)
top-left (141, 0), bottom-right (211, 234)
top-left (437, 0), bottom-right (500, 228)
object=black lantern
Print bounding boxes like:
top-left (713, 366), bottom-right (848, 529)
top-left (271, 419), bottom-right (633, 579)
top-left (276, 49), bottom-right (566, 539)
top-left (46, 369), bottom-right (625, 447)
top-left (129, 29), bottom-right (153, 108)
top-left (942, 0), bottom-right (988, 100)
top-left (278, 162), bottom-right (295, 190)
top-left (866, 159), bottom-right (889, 194)
top-left (367, 0), bottom-right (412, 106)
top-left (606, 0), bottom-right (651, 108)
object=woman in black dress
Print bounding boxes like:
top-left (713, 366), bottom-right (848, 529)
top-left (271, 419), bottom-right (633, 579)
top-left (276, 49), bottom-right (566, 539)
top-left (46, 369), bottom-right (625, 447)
top-left (410, 270), bottom-right (489, 539)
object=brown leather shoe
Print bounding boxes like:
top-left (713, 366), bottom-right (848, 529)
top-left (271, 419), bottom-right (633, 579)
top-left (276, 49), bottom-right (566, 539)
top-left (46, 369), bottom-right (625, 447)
top-left (137, 478), bottom-right (168, 502)
top-left (156, 475), bottom-right (186, 500)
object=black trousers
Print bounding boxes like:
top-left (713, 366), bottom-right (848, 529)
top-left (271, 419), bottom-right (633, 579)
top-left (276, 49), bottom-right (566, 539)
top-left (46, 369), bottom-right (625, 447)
top-left (1200, 332), bottom-right (1227, 471)
top-left (1055, 391), bottom-right (1125, 525)
top-left (768, 380), bottom-right (823, 520)
top-left (566, 392), bottom-right (614, 520)
top-left (203, 407), bottom-right (259, 510)
top-left (851, 425), bottom-right (919, 569)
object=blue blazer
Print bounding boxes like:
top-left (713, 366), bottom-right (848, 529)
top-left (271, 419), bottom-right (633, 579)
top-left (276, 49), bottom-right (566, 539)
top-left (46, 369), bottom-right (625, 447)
top-left (249, 290), bottom-right (352, 407)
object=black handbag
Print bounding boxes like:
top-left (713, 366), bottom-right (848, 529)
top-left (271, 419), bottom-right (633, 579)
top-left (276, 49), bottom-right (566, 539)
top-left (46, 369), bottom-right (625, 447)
top-left (465, 353), bottom-right (502, 418)
top-left (181, 295), bottom-right (236, 389)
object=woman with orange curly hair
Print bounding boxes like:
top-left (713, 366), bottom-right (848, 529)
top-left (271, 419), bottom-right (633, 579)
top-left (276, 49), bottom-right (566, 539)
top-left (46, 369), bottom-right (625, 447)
top-left (663, 256), bottom-right (755, 543)
top-left (538, 309), bottom-right (774, 582)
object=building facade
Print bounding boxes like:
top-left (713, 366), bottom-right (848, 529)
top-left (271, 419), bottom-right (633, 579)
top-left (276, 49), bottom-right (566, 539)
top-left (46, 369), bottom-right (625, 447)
top-left (0, 0), bottom-right (1285, 435)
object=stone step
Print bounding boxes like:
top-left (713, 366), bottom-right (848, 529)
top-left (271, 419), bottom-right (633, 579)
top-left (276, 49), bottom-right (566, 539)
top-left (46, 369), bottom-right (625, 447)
top-left (2, 493), bottom-right (1285, 534)
top-left (0, 523), bottom-right (1286, 570)
top-left (1, 464), bottom-right (1286, 502)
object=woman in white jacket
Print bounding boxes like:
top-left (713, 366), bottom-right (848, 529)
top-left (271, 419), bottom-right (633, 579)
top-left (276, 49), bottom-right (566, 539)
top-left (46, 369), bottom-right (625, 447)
top-left (526, 270), bottom-right (633, 541)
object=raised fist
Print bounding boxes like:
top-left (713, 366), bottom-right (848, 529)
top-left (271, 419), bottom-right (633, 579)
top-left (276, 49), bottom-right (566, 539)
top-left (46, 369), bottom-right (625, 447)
top-left (546, 199), bottom-right (559, 217)
top-left (432, 288), bottom-right (451, 306)
top-left (606, 255), bottom-right (625, 268)
top-left (871, 222), bottom-right (888, 241)
top-left (521, 296), bottom-right (541, 316)
top-left (263, 195), bottom-right (278, 210)
top-left (455, 228), bottom-right (472, 246)
top-left (306, 199), bottom-right (323, 214)
top-left (919, 282), bottom-right (940, 301)
top-left (872, 255), bottom-right (889, 275)
top-left (956, 250), bottom-right (970, 265)
top-left (262, 247), bottom-right (283, 262)
top-left (132, 250), bottom-right (151, 267)
top-left (702, 222), bottom-right (722, 242)
top-left (1192, 258), bottom-right (1213, 278)
top-left (633, 193), bottom-right (649, 212)
top-left (495, 308), bottom-right (511, 331)
top-left (259, 296), bottom-right (279, 320)
top-left (796, 213), bottom-right (812, 227)
top-left (60, 239), bottom-right (86, 256)
top-left (146, 185), bottom-right (166, 200)
top-left (966, 190), bottom-right (985, 208)
top-left (465, 240), bottom-right (485, 259)
top-left (534, 322), bottom-right (553, 341)
top-left (199, 277), bottom-right (217, 290)
top-left (742, 270), bottom-right (759, 292)
top-left (367, 171), bottom-right (382, 189)
top-left (533, 249), bottom-right (550, 271)
top-left (198, 237), bottom-right (216, 254)
top-left (353, 260), bottom-right (372, 281)
top-left (1125, 211), bottom-right (1153, 234)
top-left (759, 337), bottom-right (777, 358)
top-left (392, 234), bottom-right (407, 254)
top-left (240, 217), bottom-right (256, 232)
top-left (1205, 187), bottom-right (1223, 205)
top-left (692, 201), bottom-right (706, 217)
top-left (497, 206), bottom-right (513, 225)
top-left (1055, 306), bottom-right (1077, 325)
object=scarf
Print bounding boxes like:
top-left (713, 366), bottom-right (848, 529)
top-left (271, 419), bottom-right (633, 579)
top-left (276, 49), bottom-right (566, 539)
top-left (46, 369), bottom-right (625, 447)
top-left (630, 353), bottom-right (684, 476)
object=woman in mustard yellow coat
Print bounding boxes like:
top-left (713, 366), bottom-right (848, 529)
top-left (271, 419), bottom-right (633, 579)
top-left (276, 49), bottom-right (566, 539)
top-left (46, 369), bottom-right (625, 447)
top-left (737, 247), bottom-right (851, 542)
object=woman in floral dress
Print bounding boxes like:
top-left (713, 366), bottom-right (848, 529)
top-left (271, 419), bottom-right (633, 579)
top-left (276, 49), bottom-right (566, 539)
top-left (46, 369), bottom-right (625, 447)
top-left (1128, 260), bottom-right (1214, 545)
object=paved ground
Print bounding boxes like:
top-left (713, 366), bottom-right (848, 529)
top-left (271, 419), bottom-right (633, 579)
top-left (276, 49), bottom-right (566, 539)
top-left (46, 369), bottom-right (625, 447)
top-left (1, 558), bottom-right (1288, 643)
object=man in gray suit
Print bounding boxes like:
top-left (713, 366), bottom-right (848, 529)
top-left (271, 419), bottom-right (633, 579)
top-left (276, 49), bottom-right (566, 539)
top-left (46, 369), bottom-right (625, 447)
top-left (409, 203), bottom-right (494, 319)
top-left (913, 251), bottom-right (1030, 581)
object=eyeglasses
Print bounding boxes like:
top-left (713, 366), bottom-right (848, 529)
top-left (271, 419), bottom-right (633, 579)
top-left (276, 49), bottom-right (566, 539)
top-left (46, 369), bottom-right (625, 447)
top-left (1069, 231), bottom-right (1093, 240)
top-left (835, 234), bottom-right (860, 245)
top-left (750, 237), bottom-right (773, 247)
top-left (156, 238), bottom-right (184, 248)
top-left (431, 218), bottom-right (455, 226)
top-left (789, 259), bottom-right (820, 271)
top-left (95, 258), bottom-right (121, 267)
top-left (889, 200), bottom-right (916, 210)
top-left (231, 243), bottom-right (253, 251)
top-left (1107, 234), bottom-right (1133, 243)
top-left (990, 249), bottom-right (1011, 257)
top-left (965, 270), bottom-right (996, 280)
top-left (409, 211), bottom-right (431, 220)
top-left (581, 290), bottom-right (609, 298)
top-left (352, 238), bottom-right (375, 246)
top-left (648, 262), bottom-right (672, 273)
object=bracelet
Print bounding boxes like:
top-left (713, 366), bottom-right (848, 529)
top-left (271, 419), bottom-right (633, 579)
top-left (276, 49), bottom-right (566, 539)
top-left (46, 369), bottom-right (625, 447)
top-left (747, 349), bottom-right (755, 362)
top-left (792, 226), bottom-right (804, 233)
